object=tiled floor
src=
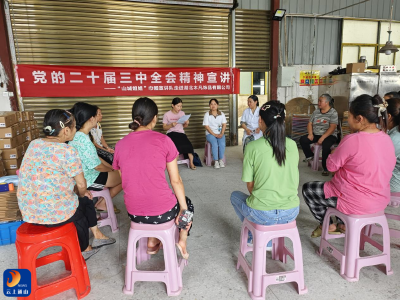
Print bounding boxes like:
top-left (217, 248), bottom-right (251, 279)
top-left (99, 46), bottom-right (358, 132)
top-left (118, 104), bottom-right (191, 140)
top-left (1, 145), bottom-right (400, 300)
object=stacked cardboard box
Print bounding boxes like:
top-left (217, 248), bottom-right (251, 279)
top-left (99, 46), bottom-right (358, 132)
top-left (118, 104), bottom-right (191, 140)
top-left (0, 111), bottom-right (38, 175)
top-left (0, 191), bottom-right (21, 222)
top-left (342, 111), bottom-right (351, 137)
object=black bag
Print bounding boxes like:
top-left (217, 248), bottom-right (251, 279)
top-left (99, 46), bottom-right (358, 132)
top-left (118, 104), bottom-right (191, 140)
top-left (192, 153), bottom-right (203, 167)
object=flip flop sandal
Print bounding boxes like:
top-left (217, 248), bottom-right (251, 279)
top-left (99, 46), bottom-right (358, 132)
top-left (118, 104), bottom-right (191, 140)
top-left (92, 237), bottom-right (116, 248)
top-left (176, 243), bottom-right (189, 260)
top-left (311, 225), bottom-right (342, 238)
top-left (147, 242), bottom-right (162, 255)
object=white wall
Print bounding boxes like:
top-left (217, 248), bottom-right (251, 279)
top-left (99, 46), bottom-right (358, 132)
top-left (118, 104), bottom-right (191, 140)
top-left (0, 62), bottom-right (12, 111)
top-left (277, 64), bottom-right (340, 104)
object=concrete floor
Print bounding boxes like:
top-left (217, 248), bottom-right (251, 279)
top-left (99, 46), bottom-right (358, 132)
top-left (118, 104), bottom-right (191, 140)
top-left (1, 145), bottom-right (400, 300)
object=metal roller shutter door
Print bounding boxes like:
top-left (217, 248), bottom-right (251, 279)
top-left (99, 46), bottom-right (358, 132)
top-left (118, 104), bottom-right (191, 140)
top-left (8, 0), bottom-right (230, 147)
top-left (235, 9), bottom-right (271, 72)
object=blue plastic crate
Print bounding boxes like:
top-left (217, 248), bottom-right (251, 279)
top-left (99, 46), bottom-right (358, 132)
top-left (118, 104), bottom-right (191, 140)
top-left (0, 220), bottom-right (24, 246)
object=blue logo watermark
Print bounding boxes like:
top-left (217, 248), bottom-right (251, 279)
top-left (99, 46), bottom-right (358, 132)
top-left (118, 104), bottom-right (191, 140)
top-left (3, 269), bottom-right (31, 297)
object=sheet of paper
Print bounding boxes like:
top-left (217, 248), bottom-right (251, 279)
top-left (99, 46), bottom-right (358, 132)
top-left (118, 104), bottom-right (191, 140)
top-left (177, 114), bottom-right (191, 124)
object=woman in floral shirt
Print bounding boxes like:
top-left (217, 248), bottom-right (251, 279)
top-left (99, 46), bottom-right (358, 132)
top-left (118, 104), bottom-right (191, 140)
top-left (18, 109), bottom-right (111, 260)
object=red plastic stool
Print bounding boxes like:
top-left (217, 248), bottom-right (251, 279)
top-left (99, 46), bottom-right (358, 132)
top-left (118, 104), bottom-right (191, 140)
top-left (15, 223), bottom-right (91, 300)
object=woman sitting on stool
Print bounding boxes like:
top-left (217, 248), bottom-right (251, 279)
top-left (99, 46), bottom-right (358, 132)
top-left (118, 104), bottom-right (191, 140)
top-left (90, 107), bottom-right (114, 165)
top-left (302, 94), bottom-right (396, 237)
top-left (240, 95), bottom-right (263, 152)
top-left (113, 97), bottom-right (193, 259)
top-left (203, 98), bottom-right (227, 169)
top-left (299, 94), bottom-right (338, 176)
top-left (69, 102), bottom-right (123, 218)
top-left (163, 97), bottom-right (196, 170)
top-left (17, 109), bottom-right (109, 260)
top-left (231, 101), bottom-right (300, 250)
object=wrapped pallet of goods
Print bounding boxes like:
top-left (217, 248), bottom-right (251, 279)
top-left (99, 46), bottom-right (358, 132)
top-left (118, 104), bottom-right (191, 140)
top-left (0, 111), bottom-right (37, 176)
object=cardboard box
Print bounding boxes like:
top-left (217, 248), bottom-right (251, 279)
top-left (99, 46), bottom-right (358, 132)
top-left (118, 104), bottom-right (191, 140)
top-left (35, 128), bottom-right (40, 139)
top-left (1, 145), bottom-right (24, 160)
top-left (346, 63), bottom-right (365, 74)
top-left (5, 169), bottom-right (18, 176)
top-left (19, 122), bottom-right (26, 133)
top-left (26, 131), bottom-right (34, 142)
top-left (0, 124), bottom-right (19, 138)
top-left (0, 112), bottom-right (18, 128)
top-left (23, 141), bottom-right (30, 153)
top-left (0, 137), bottom-right (18, 149)
top-left (30, 120), bottom-right (38, 130)
top-left (23, 111), bottom-right (34, 121)
top-left (3, 158), bottom-right (23, 170)
top-left (17, 132), bottom-right (27, 146)
top-left (15, 112), bottom-right (23, 122)
top-left (25, 121), bottom-right (31, 132)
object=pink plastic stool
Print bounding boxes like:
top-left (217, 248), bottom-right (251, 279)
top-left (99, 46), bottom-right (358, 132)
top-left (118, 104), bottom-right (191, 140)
top-left (177, 154), bottom-right (190, 168)
top-left (317, 208), bottom-right (392, 282)
top-left (204, 141), bottom-right (226, 167)
top-left (91, 188), bottom-right (119, 233)
top-left (364, 193), bottom-right (400, 240)
top-left (123, 220), bottom-right (188, 296)
top-left (308, 144), bottom-right (336, 171)
top-left (236, 219), bottom-right (307, 299)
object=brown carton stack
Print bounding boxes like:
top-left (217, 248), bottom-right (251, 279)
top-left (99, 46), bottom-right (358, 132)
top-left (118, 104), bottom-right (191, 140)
top-left (0, 111), bottom-right (37, 175)
top-left (0, 191), bottom-right (21, 222)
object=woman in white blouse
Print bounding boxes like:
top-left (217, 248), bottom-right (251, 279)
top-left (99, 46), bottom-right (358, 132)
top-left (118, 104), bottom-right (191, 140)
top-left (203, 98), bottom-right (227, 169)
top-left (90, 108), bottom-right (114, 165)
top-left (240, 95), bottom-right (262, 152)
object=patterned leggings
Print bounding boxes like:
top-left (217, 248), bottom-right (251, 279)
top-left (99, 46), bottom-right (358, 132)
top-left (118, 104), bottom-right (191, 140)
top-left (302, 181), bottom-right (343, 225)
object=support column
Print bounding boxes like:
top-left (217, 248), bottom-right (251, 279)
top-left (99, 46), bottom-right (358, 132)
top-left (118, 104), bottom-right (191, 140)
top-left (270, 0), bottom-right (280, 100)
top-left (0, 1), bottom-right (18, 111)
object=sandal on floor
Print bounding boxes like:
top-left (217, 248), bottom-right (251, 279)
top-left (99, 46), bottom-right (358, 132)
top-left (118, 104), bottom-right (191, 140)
top-left (176, 243), bottom-right (189, 260)
top-left (92, 237), bottom-right (116, 248)
top-left (82, 248), bottom-right (100, 261)
top-left (147, 242), bottom-right (162, 255)
top-left (190, 165), bottom-right (196, 170)
top-left (311, 225), bottom-right (342, 238)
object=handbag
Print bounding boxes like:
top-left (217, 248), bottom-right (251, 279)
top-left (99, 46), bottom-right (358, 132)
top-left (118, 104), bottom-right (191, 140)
top-left (192, 153), bottom-right (203, 167)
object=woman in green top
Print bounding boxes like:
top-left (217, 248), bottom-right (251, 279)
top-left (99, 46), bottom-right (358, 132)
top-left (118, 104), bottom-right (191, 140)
top-left (231, 101), bottom-right (300, 249)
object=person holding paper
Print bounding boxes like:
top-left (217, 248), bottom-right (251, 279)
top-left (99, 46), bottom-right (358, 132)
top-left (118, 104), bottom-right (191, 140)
top-left (163, 97), bottom-right (196, 170)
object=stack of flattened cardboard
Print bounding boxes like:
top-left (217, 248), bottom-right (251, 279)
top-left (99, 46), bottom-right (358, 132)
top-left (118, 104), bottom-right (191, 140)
top-left (0, 111), bottom-right (39, 175)
top-left (0, 190), bottom-right (21, 222)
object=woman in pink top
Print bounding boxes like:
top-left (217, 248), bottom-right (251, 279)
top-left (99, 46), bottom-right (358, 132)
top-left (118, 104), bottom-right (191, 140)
top-left (162, 97), bottom-right (196, 170)
top-left (113, 97), bottom-right (193, 259)
top-left (302, 94), bottom-right (396, 238)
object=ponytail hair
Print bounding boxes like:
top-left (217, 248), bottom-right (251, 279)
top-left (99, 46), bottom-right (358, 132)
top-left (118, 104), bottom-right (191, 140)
top-left (69, 102), bottom-right (98, 130)
top-left (129, 97), bottom-right (158, 130)
top-left (386, 97), bottom-right (400, 131)
top-left (259, 100), bottom-right (287, 166)
top-left (349, 94), bottom-right (388, 132)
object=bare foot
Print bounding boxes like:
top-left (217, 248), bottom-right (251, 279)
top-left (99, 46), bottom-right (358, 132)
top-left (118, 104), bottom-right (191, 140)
top-left (328, 224), bottom-right (337, 232)
top-left (91, 226), bottom-right (111, 240)
top-left (147, 237), bottom-right (161, 248)
top-left (176, 241), bottom-right (189, 259)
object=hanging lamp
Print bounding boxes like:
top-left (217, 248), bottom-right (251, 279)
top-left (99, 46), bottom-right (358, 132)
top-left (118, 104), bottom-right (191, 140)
top-left (378, 0), bottom-right (399, 55)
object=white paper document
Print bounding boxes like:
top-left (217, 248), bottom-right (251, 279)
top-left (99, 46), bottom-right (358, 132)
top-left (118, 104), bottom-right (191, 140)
top-left (177, 114), bottom-right (191, 124)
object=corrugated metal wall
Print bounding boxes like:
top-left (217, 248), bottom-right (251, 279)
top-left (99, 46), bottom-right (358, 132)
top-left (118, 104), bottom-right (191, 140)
top-left (238, 0), bottom-right (400, 21)
top-left (235, 9), bottom-right (271, 71)
top-left (279, 17), bottom-right (341, 65)
top-left (8, 0), bottom-right (230, 147)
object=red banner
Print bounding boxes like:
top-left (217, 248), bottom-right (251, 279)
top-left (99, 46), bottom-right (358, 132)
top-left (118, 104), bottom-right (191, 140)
top-left (16, 64), bottom-right (240, 97)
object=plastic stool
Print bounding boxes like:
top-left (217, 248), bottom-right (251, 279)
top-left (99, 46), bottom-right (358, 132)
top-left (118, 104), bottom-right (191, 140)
top-left (308, 144), bottom-right (336, 171)
top-left (236, 219), bottom-right (307, 299)
top-left (91, 188), bottom-right (119, 233)
top-left (123, 220), bottom-right (188, 296)
top-left (15, 223), bottom-right (90, 300)
top-left (204, 141), bottom-right (226, 167)
top-left (364, 193), bottom-right (400, 240)
top-left (177, 154), bottom-right (190, 168)
top-left (317, 208), bottom-right (392, 282)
